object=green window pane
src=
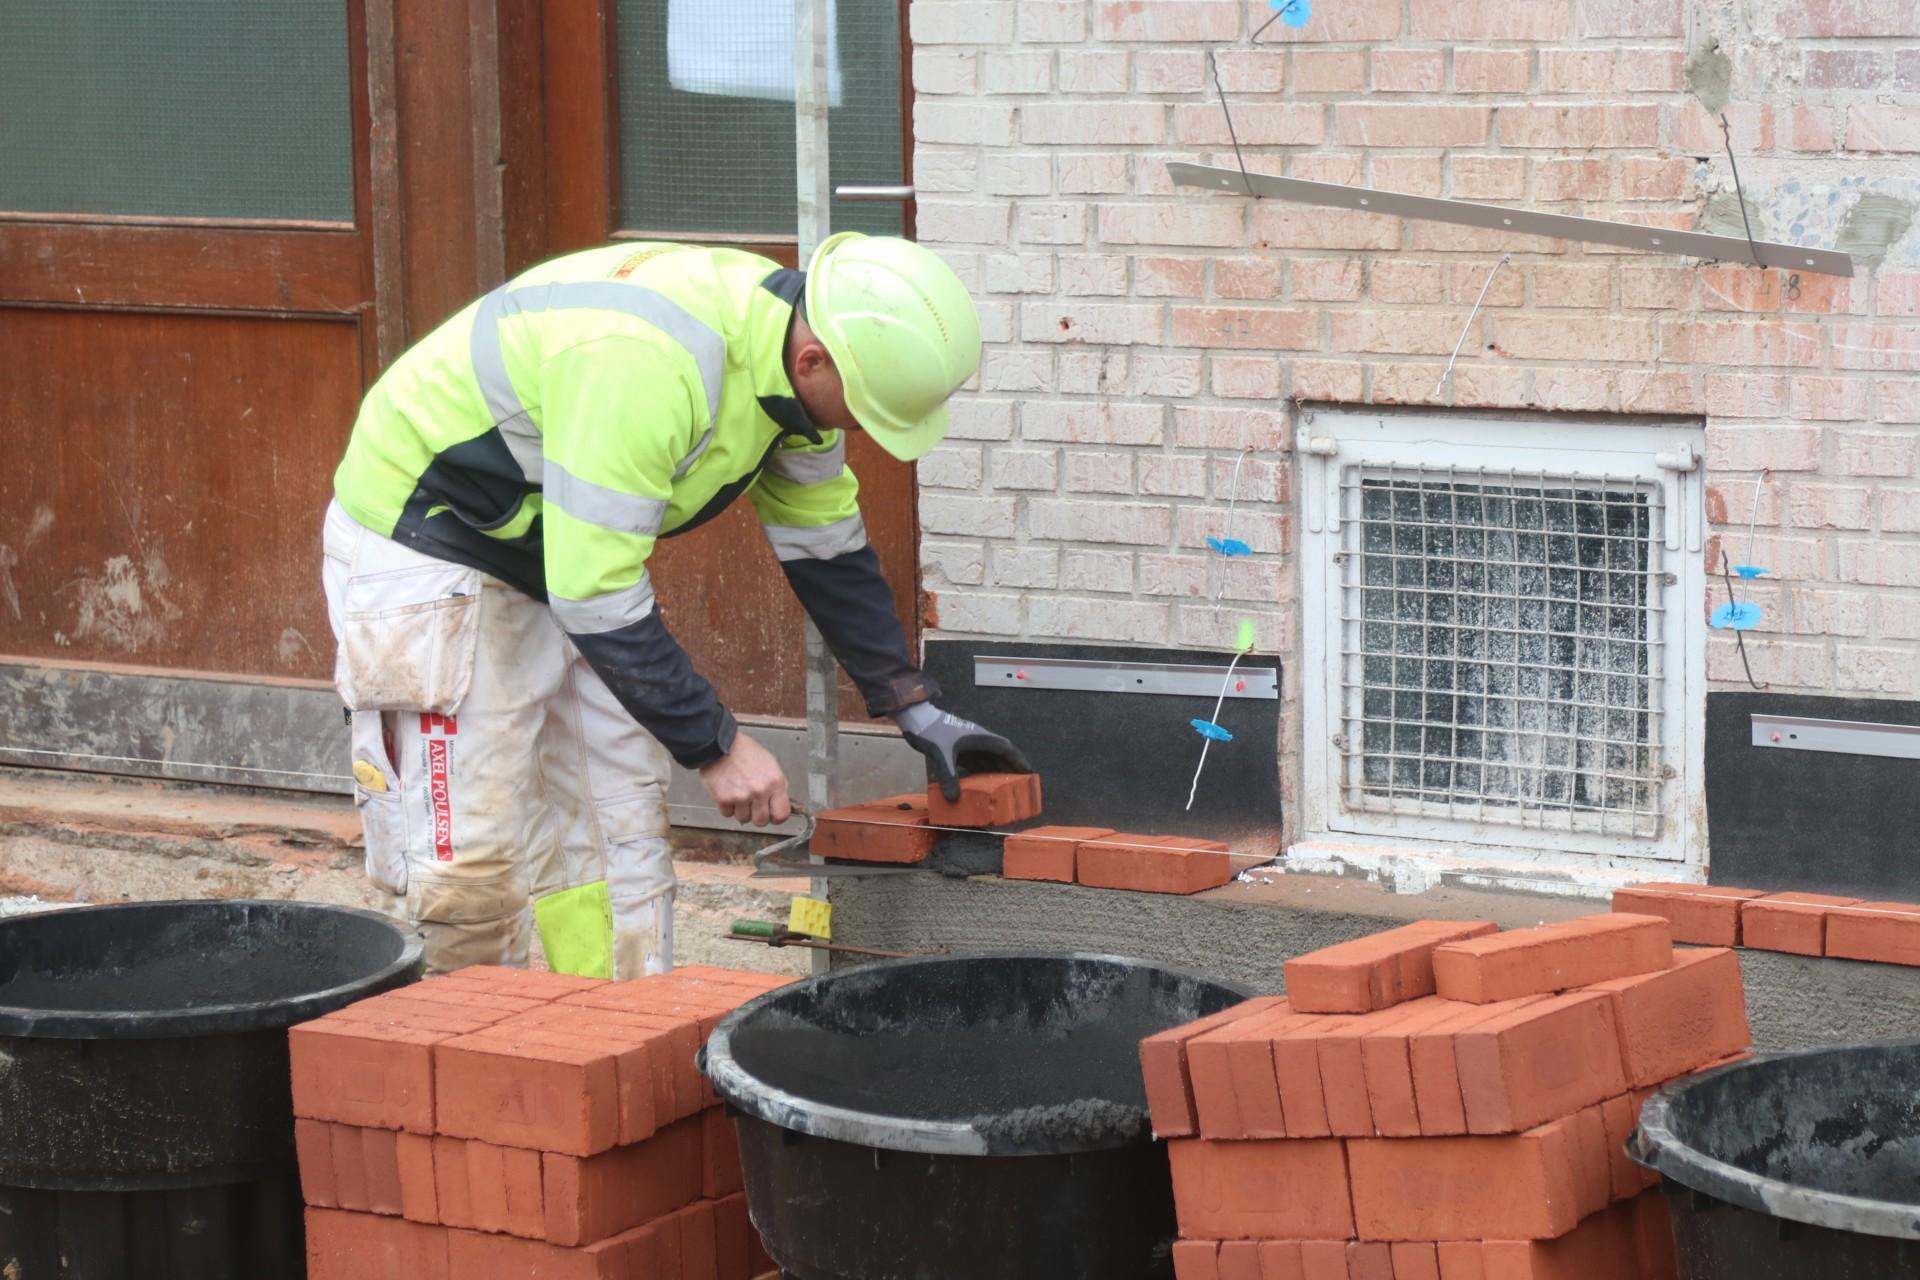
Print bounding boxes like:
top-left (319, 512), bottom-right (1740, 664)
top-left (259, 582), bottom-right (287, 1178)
top-left (616, 0), bottom-right (904, 239)
top-left (0, 0), bottom-right (353, 222)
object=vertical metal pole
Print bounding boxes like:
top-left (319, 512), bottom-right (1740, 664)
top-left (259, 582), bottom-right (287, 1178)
top-left (795, 0), bottom-right (837, 974)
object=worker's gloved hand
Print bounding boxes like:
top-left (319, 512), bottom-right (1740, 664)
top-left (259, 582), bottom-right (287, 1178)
top-left (891, 702), bottom-right (1033, 803)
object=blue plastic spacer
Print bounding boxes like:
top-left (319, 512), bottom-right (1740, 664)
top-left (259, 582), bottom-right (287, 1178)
top-left (1732, 565), bottom-right (1767, 580)
top-left (1206, 536), bottom-right (1253, 557)
top-left (1190, 719), bottom-right (1234, 742)
top-left (1273, 0), bottom-right (1311, 26)
top-left (1710, 601), bottom-right (1763, 631)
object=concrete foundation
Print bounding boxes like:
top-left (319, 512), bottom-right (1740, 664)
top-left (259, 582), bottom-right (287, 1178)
top-left (829, 872), bottom-right (1920, 1052)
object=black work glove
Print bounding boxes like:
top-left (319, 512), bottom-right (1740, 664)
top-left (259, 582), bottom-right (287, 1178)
top-left (891, 702), bottom-right (1034, 803)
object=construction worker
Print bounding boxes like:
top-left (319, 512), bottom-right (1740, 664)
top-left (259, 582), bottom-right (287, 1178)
top-left (321, 234), bottom-right (1031, 978)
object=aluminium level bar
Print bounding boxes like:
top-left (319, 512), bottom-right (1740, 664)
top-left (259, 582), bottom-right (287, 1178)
top-left (1167, 162), bottom-right (1855, 279)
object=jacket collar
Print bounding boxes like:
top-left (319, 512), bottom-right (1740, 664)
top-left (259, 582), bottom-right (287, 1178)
top-left (750, 268), bottom-right (823, 446)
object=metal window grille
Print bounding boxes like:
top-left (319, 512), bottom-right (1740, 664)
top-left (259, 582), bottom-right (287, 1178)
top-left (1336, 465), bottom-right (1669, 839)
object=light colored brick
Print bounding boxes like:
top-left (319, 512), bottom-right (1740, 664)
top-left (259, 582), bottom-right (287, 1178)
top-left (1052, 255), bottom-right (1124, 297)
top-left (1413, 0), bottom-right (1569, 37)
top-left (990, 546), bottom-right (1061, 588)
top-left (1576, 0), bottom-right (1683, 36)
top-left (1139, 455), bottom-right (1208, 497)
top-left (1373, 155), bottom-right (1445, 196)
top-left (1775, 0), bottom-right (1920, 37)
top-left (1877, 275), bottom-right (1920, 317)
top-left (1536, 158), bottom-right (1612, 202)
top-left (1884, 490), bottom-right (1920, 532)
top-left (1057, 350), bottom-right (1128, 394)
top-left (1295, 50), bottom-right (1368, 93)
top-left (1789, 588), bottom-right (1871, 637)
top-left (1792, 377), bottom-right (1871, 422)
top-left (1029, 499), bottom-right (1173, 544)
top-left (1365, 261), bottom-right (1442, 305)
top-left (983, 50), bottom-right (1053, 93)
top-left (1374, 50), bottom-right (1445, 93)
top-left (1132, 352), bottom-right (1205, 397)
top-left (1173, 103), bottom-right (1326, 146)
top-left (980, 349), bottom-right (1053, 392)
top-left (1664, 321), bottom-right (1824, 368)
top-left (1212, 455), bottom-right (1288, 502)
top-left (1834, 324), bottom-right (1920, 373)
top-left (1213, 50), bottom-right (1286, 92)
top-left (931, 591), bottom-right (1023, 635)
top-left (1707, 638), bottom-right (1831, 688)
top-left (1337, 105), bottom-right (1491, 148)
top-left (1411, 221), bottom-right (1563, 255)
top-left (1134, 255), bottom-right (1207, 297)
top-left (1216, 257), bottom-right (1285, 300)
top-left (1133, 50), bottom-right (1203, 94)
top-left (1707, 426), bottom-right (1822, 472)
top-left (921, 494), bottom-right (1018, 537)
top-left (1017, 0), bottom-right (1086, 41)
top-left (1172, 406), bottom-right (1287, 450)
top-left (1452, 155), bottom-right (1528, 200)
top-left (922, 540), bottom-right (986, 587)
top-left (1783, 484), bottom-right (1874, 530)
top-left (1064, 452), bottom-right (1136, 494)
top-left (1846, 106), bottom-right (1920, 153)
top-left (1058, 50), bottom-right (1128, 94)
top-left (1532, 264), bottom-right (1612, 309)
top-left (1831, 431), bottom-right (1920, 477)
top-left (1805, 49), bottom-right (1886, 90)
top-left (1835, 645), bottom-right (1918, 694)
top-left (1211, 355), bottom-right (1282, 399)
top-left (1059, 154), bottom-right (1130, 194)
top-left (914, 148), bottom-right (980, 194)
top-left (1501, 105), bottom-right (1659, 148)
top-left (1177, 505), bottom-right (1288, 554)
top-left (1881, 597), bottom-right (1920, 640)
top-left (1021, 103), bottom-right (1166, 145)
top-left (1621, 370), bottom-right (1699, 413)
top-left (1620, 158), bottom-right (1692, 201)
top-left (1879, 380), bottom-right (1920, 424)
top-left (1020, 301), bottom-right (1163, 345)
top-left (981, 155), bottom-right (1052, 198)
top-left (1290, 257), bottom-right (1364, 302)
top-left (988, 448), bottom-right (1060, 490)
top-left (949, 399), bottom-right (1015, 441)
top-left (1030, 596), bottom-right (1171, 643)
top-left (1018, 203), bottom-right (1089, 245)
top-left (915, 102), bottom-right (1016, 147)
top-left (1060, 548), bottom-right (1134, 593)
top-left (919, 444), bottom-right (985, 491)
top-left (917, 200), bottom-right (1012, 248)
top-left (977, 301), bottom-right (1016, 344)
top-left (1092, 0), bottom-right (1239, 40)
top-left (1618, 267), bottom-right (1695, 311)
top-left (1623, 50), bottom-right (1687, 91)
top-left (1172, 306), bottom-right (1319, 351)
top-left (1533, 367), bottom-right (1621, 411)
top-left (911, 1), bottom-right (1016, 43)
top-left (1449, 261), bottom-right (1525, 307)
top-left (1294, 359), bottom-right (1367, 401)
top-left (1455, 50), bottom-right (1532, 94)
top-left (1332, 311), bottom-right (1467, 357)
top-left (1253, 205), bottom-right (1402, 250)
top-left (1023, 401), bottom-right (1165, 445)
top-left (1099, 203), bottom-right (1244, 248)
top-left (1703, 375), bottom-right (1790, 419)
top-left (1839, 539), bottom-right (1920, 586)
top-left (1261, 0), bottom-right (1401, 39)
top-left (913, 52), bottom-right (977, 95)
top-left (984, 253), bottom-right (1055, 295)
top-left (1541, 49), bottom-right (1616, 93)
top-left (1290, 153), bottom-right (1366, 185)
top-left (1138, 553), bottom-right (1210, 598)
top-left (1493, 315), bottom-right (1653, 362)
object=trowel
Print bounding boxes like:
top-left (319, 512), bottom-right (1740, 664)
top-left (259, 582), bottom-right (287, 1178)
top-left (750, 806), bottom-right (934, 879)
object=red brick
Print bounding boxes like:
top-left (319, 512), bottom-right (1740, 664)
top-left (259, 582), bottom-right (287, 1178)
top-left (1392, 1243), bottom-right (1442, 1280)
top-left (1349, 1241), bottom-right (1395, 1279)
top-left (396, 1133), bottom-right (437, 1223)
top-left (436, 964), bottom-right (608, 999)
top-left (1456, 992), bottom-right (1628, 1134)
top-left (1140, 997), bottom-right (1274, 1137)
top-left (1741, 892), bottom-right (1862, 956)
top-left (680, 1199), bottom-right (721, 1280)
top-left (290, 1020), bottom-right (441, 1133)
top-left (374, 984), bottom-right (548, 1020)
top-left (1271, 1017), bottom-right (1334, 1139)
top-left (813, 798), bottom-right (937, 863)
top-left (295, 1119), bottom-right (337, 1209)
top-left (1600, 1095), bottom-right (1641, 1201)
top-left (462, 1140), bottom-right (544, 1238)
top-left (1361, 999), bottom-right (1462, 1138)
top-left (543, 1000), bottom-right (701, 1122)
top-left (1168, 1138), bottom-right (1356, 1240)
top-left (1003, 824), bottom-right (1112, 882)
top-left (1481, 1198), bottom-right (1642, 1279)
top-left (1286, 922), bottom-right (1500, 1014)
top-left (714, 1193), bottom-right (753, 1280)
top-left (1611, 884), bottom-right (1766, 946)
top-left (1823, 901), bottom-right (1920, 965)
top-left (1634, 1188), bottom-right (1679, 1280)
top-left (444, 1221), bottom-right (635, 1280)
top-left (1229, 1009), bottom-right (1314, 1139)
top-left (1218, 1240), bottom-right (1264, 1280)
top-left (432, 1138), bottom-right (475, 1231)
top-left (434, 1029), bottom-right (620, 1156)
top-left (1587, 948), bottom-right (1750, 1088)
top-left (306, 1207), bottom-right (449, 1280)
top-left (1432, 915), bottom-right (1673, 1004)
top-left (541, 1114), bottom-right (705, 1247)
top-left (1349, 1120), bottom-right (1583, 1241)
top-left (1078, 832), bottom-right (1233, 895)
top-left (330, 1125), bottom-right (370, 1212)
top-left (509, 1007), bottom-right (663, 1142)
top-left (362, 1128), bottom-right (405, 1217)
top-left (1436, 1242), bottom-right (1485, 1280)
top-left (1181, 997), bottom-right (1290, 1138)
top-left (1321, 1003), bottom-right (1441, 1137)
top-left (1569, 1104), bottom-right (1611, 1218)
top-left (703, 1105), bottom-right (743, 1198)
top-left (1301, 1241), bottom-right (1350, 1280)
top-left (926, 772), bottom-right (1043, 826)
top-left (326, 1002), bottom-right (500, 1038)
top-left (1408, 1000), bottom-right (1542, 1136)
top-left (1175, 1240), bottom-right (1222, 1280)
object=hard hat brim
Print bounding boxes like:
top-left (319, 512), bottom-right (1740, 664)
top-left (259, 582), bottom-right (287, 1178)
top-left (860, 400), bottom-right (949, 463)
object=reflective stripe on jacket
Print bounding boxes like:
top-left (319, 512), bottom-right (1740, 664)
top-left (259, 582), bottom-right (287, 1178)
top-left (333, 243), bottom-right (934, 766)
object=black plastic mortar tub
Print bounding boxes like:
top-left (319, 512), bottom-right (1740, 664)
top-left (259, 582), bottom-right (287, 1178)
top-left (0, 899), bottom-right (422, 1278)
top-left (700, 951), bottom-right (1250, 1280)
top-left (1630, 1042), bottom-right (1920, 1279)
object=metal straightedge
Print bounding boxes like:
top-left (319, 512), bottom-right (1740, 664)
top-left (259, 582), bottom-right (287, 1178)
top-left (1750, 714), bottom-right (1920, 762)
top-left (1167, 162), bottom-right (1856, 279)
top-left (973, 655), bottom-right (1278, 700)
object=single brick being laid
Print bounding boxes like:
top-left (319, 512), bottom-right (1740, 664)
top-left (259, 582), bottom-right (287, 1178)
top-left (1347, 1118), bottom-right (1585, 1242)
top-left (1586, 947), bottom-right (1751, 1088)
top-left (1154, 996), bottom-right (1287, 1138)
top-left (1166, 1137), bottom-right (1357, 1241)
top-left (1740, 892), bottom-right (1863, 956)
top-left (1002, 824), bottom-right (1113, 882)
top-left (926, 771), bottom-right (1044, 826)
top-left (1821, 901), bottom-right (1920, 966)
top-left (812, 797), bottom-right (937, 863)
top-left (1077, 832), bottom-right (1234, 895)
top-left (1432, 915), bottom-right (1673, 1004)
top-left (1284, 921), bottom-right (1499, 1014)
top-left (1454, 991), bottom-right (1629, 1135)
top-left (1610, 883), bottom-right (1766, 946)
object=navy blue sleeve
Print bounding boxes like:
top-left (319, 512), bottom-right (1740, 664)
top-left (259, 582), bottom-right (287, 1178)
top-left (569, 616), bottom-right (739, 768)
top-left (779, 544), bottom-right (942, 716)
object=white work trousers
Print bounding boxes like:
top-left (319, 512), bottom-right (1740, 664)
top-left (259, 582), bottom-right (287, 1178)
top-left (321, 501), bottom-right (676, 978)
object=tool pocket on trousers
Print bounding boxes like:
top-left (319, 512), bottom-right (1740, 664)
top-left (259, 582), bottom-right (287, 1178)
top-left (337, 561), bottom-right (483, 714)
top-left (348, 711), bottom-right (409, 896)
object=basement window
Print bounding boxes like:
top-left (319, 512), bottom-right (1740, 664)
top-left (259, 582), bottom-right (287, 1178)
top-left (1298, 410), bottom-right (1707, 869)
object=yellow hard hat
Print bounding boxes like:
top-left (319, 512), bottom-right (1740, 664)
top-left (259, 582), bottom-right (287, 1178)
top-left (805, 232), bottom-right (982, 462)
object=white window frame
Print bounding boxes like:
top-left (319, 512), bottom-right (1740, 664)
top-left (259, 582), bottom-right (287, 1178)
top-left (1297, 408), bottom-right (1708, 876)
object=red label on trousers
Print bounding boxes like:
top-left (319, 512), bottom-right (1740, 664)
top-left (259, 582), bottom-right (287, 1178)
top-left (427, 739), bottom-right (454, 861)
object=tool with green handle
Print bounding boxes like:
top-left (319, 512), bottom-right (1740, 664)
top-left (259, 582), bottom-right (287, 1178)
top-left (725, 918), bottom-right (920, 960)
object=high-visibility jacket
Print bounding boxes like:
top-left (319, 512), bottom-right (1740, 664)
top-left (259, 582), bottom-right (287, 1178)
top-left (333, 242), bottom-right (936, 767)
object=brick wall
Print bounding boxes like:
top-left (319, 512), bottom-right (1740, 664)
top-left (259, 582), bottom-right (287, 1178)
top-left (909, 0), bottom-right (1920, 725)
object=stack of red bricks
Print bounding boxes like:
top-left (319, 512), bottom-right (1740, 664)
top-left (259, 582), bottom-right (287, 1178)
top-left (1617, 881), bottom-right (1920, 967)
top-left (291, 964), bottom-right (787, 1279)
top-left (811, 772), bottom-right (1044, 863)
top-left (1145, 914), bottom-right (1752, 1279)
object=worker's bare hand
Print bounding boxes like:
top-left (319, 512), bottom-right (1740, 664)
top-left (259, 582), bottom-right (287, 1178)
top-left (698, 733), bottom-right (793, 828)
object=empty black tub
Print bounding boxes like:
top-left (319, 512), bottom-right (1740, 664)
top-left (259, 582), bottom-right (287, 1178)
top-left (701, 951), bottom-right (1249, 1280)
top-left (0, 899), bottom-right (422, 1279)
top-left (1631, 1042), bottom-right (1920, 1279)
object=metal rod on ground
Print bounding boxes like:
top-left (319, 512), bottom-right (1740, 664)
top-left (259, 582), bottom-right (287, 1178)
top-left (795, 0), bottom-right (835, 977)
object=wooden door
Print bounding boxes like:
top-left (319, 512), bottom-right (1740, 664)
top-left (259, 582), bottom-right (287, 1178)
top-left (522, 0), bottom-right (922, 723)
